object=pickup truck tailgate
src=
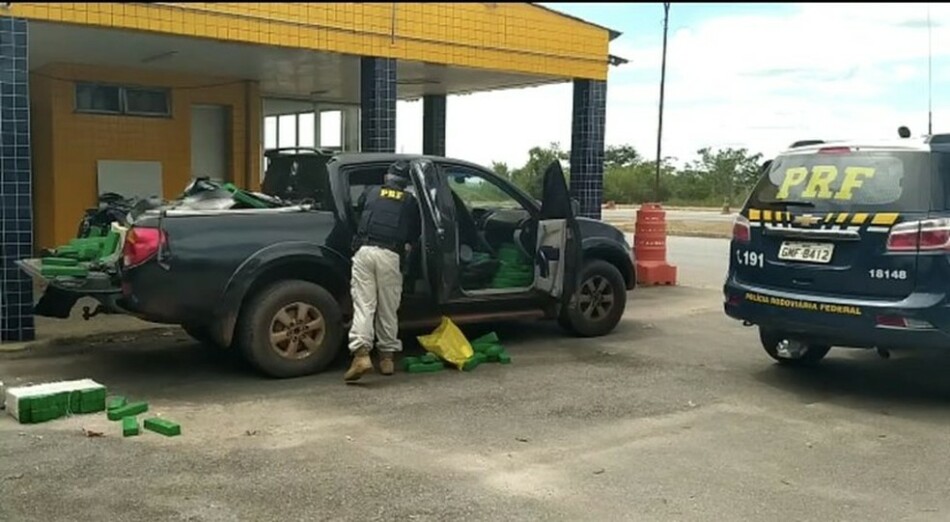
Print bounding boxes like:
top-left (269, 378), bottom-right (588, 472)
top-left (16, 258), bottom-right (122, 319)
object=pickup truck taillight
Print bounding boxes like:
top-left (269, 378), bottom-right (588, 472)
top-left (122, 227), bottom-right (166, 268)
top-left (886, 219), bottom-right (950, 252)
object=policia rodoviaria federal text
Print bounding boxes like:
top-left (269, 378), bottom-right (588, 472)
top-left (344, 161), bottom-right (422, 382)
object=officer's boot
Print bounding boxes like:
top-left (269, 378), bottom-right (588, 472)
top-left (344, 348), bottom-right (374, 382)
top-left (379, 352), bottom-right (395, 376)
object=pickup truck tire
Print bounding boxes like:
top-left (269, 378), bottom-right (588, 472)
top-left (181, 323), bottom-right (227, 351)
top-left (558, 259), bottom-right (626, 337)
top-left (237, 280), bottom-right (343, 378)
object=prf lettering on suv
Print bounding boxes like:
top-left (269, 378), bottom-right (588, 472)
top-left (725, 130), bottom-right (950, 366)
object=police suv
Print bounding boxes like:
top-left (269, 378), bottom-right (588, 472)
top-left (724, 133), bottom-right (950, 365)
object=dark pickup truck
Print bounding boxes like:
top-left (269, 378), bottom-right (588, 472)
top-left (24, 152), bottom-right (636, 378)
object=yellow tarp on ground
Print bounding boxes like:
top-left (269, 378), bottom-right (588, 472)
top-left (417, 317), bottom-right (474, 370)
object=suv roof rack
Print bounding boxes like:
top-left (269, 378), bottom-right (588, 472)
top-left (789, 140), bottom-right (825, 148)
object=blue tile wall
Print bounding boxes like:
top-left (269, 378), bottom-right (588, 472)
top-left (422, 94), bottom-right (446, 157)
top-left (359, 56), bottom-right (396, 153)
top-left (569, 78), bottom-right (607, 220)
top-left (0, 16), bottom-right (34, 343)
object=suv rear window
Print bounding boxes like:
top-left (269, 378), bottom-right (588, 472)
top-left (748, 150), bottom-right (932, 212)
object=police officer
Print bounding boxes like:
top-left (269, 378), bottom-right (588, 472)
top-left (344, 160), bottom-right (422, 382)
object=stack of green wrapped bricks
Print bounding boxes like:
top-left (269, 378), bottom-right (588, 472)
top-left (401, 332), bottom-right (512, 373)
top-left (106, 396), bottom-right (181, 438)
top-left (5, 379), bottom-right (181, 437)
top-left (39, 227), bottom-right (122, 278)
top-left (12, 384), bottom-right (106, 424)
top-left (491, 244), bottom-right (533, 289)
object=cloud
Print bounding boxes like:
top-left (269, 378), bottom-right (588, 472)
top-left (398, 3), bottom-right (950, 169)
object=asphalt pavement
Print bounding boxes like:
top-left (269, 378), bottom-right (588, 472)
top-left (5, 237), bottom-right (950, 521)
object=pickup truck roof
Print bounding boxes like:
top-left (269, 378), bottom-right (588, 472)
top-left (328, 152), bottom-right (492, 173)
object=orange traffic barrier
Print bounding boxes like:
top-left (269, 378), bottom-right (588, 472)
top-left (634, 203), bottom-right (677, 286)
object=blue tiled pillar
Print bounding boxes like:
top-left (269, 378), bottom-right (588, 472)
top-left (359, 56), bottom-right (396, 153)
top-left (422, 94), bottom-right (446, 157)
top-left (569, 78), bottom-right (607, 220)
top-left (0, 16), bottom-right (34, 342)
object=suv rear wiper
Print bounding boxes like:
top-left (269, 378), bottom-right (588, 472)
top-left (759, 200), bottom-right (815, 208)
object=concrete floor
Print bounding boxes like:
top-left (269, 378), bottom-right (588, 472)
top-left (5, 255), bottom-right (950, 520)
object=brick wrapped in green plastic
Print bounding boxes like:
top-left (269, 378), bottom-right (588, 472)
top-left (462, 353), bottom-right (488, 372)
top-left (400, 356), bottom-right (421, 371)
top-left (122, 416), bottom-right (140, 437)
top-left (484, 345), bottom-right (505, 362)
top-left (40, 257), bottom-right (80, 267)
top-left (144, 417), bottom-right (181, 437)
top-left (107, 396), bottom-right (127, 411)
top-left (408, 362), bottom-right (445, 373)
top-left (107, 401), bottom-right (148, 421)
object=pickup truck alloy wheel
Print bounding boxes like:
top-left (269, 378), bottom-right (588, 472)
top-left (238, 280), bottom-right (343, 378)
top-left (559, 259), bottom-right (627, 337)
top-left (579, 275), bottom-right (613, 321)
top-left (270, 302), bottom-right (326, 360)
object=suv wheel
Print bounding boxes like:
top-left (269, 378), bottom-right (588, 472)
top-left (559, 259), bottom-right (627, 337)
top-left (759, 328), bottom-right (830, 366)
top-left (237, 280), bottom-right (343, 378)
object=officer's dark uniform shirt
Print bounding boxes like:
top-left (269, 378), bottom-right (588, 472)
top-left (355, 181), bottom-right (422, 252)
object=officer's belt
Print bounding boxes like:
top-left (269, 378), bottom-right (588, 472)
top-left (359, 237), bottom-right (402, 254)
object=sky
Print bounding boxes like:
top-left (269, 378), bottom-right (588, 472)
top-left (395, 2), bottom-right (950, 169)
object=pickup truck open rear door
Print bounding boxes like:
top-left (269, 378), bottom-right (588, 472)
top-left (410, 159), bottom-right (459, 303)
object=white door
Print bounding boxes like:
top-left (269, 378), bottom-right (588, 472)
top-left (191, 104), bottom-right (230, 182)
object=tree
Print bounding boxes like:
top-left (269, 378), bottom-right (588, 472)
top-left (692, 147), bottom-right (763, 205)
top-left (491, 161), bottom-right (511, 181)
top-left (605, 145), bottom-right (642, 170)
top-left (490, 143), bottom-right (767, 206)
top-left (510, 142), bottom-right (569, 199)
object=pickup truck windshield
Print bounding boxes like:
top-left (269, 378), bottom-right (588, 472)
top-left (748, 150), bottom-right (931, 212)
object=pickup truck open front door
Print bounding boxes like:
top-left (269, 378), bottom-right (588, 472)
top-left (409, 159), bottom-right (458, 303)
top-left (533, 161), bottom-right (580, 300)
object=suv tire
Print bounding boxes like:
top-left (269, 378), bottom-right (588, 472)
top-left (559, 259), bottom-right (627, 337)
top-left (237, 280), bottom-right (343, 378)
top-left (759, 328), bottom-right (830, 366)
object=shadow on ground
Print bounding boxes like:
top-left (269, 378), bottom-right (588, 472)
top-left (1, 315), bottom-right (650, 402)
top-left (752, 348), bottom-right (950, 412)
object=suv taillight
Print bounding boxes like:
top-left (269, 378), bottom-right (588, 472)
top-left (886, 219), bottom-right (950, 252)
top-left (122, 227), bottom-right (166, 268)
top-left (733, 215), bottom-right (751, 243)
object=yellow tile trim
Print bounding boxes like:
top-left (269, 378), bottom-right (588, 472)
top-left (6, 2), bottom-right (610, 80)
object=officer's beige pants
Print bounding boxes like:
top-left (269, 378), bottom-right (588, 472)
top-left (348, 245), bottom-right (403, 354)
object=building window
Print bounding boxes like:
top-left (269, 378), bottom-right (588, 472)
top-left (75, 82), bottom-right (171, 117)
top-left (124, 87), bottom-right (170, 116)
top-left (75, 83), bottom-right (121, 114)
